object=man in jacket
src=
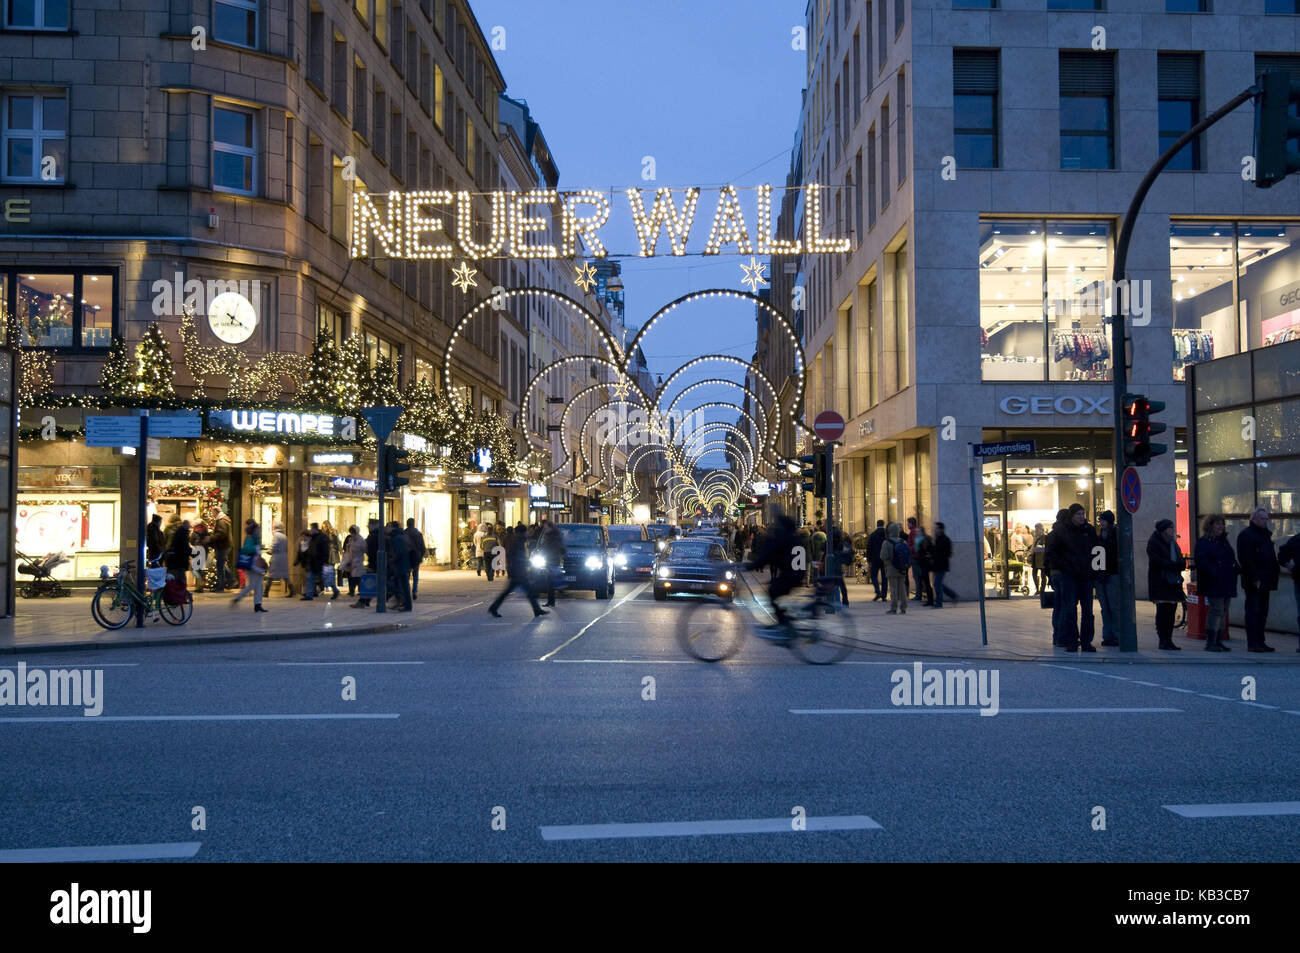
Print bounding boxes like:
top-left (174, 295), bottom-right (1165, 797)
top-left (539, 520), bottom-right (565, 607)
top-left (301, 523), bottom-right (330, 600)
top-left (405, 518), bottom-right (426, 601)
top-left (146, 514), bottom-right (165, 563)
top-left (913, 523), bottom-right (935, 605)
top-left (866, 520), bottom-right (888, 602)
top-left (1048, 504), bottom-right (1097, 651)
top-left (1236, 508), bottom-right (1279, 652)
top-left (351, 519), bottom-right (382, 608)
top-left (1044, 508), bottom-right (1072, 646)
top-left (488, 522), bottom-right (547, 618)
top-left (930, 522), bottom-right (957, 607)
top-left (480, 523), bottom-right (501, 582)
top-left (210, 510), bottom-right (232, 592)
top-left (1095, 510), bottom-right (1120, 646)
top-left (386, 521), bottom-right (412, 611)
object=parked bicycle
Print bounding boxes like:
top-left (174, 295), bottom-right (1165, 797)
top-left (91, 559), bottom-right (193, 630)
top-left (676, 574), bottom-right (855, 664)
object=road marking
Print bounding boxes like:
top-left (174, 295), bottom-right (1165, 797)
top-left (540, 814), bottom-right (881, 841)
top-left (0, 713), bottom-right (400, 723)
top-left (538, 584), bottom-right (648, 661)
top-left (1164, 801), bottom-right (1300, 819)
top-left (1162, 687), bottom-right (1198, 694)
top-left (1101, 674), bottom-right (1131, 681)
top-left (0, 663), bottom-right (139, 668)
top-left (0, 841), bottom-right (202, 862)
top-left (548, 659), bottom-right (698, 664)
top-left (789, 707), bottom-right (1182, 715)
top-left (1132, 680), bottom-right (1160, 686)
top-left (276, 661), bottom-right (426, 666)
top-left (1198, 694), bottom-right (1232, 701)
top-left (1284, 710), bottom-right (1300, 716)
top-left (1240, 702), bottom-right (1280, 710)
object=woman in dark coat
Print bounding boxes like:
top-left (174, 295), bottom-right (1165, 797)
top-left (1193, 514), bottom-right (1237, 652)
top-left (164, 521), bottom-right (192, 589)
top-left (1147, 518), bottom-right (1186, 650)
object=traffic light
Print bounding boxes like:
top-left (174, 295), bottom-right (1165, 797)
top-left (800, 454), bottom-right (817, 494)
top-left (1121, 394), bottom-right (1168, 467)
top-left (1254, 70), bottom-right (1300, 189)
top-left (382, 444), bottom-right (412, 491)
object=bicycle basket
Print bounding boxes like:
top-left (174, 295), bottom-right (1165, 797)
top-left (146, 567), bottom-right (167, 591)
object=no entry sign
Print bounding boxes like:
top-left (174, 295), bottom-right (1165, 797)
top-left (1121, 466), bottom-right (1142, 514)
top-left (813, 410), bottom-right (845, 442)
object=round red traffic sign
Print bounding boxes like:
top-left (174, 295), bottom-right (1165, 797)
top-left (813, 411), bottom-right (846, 442)
top-left (1121, 466), bottom-right (1142, 514)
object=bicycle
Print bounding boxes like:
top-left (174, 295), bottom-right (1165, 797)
top-left (676, 573), bottom-right (856, 665)
top-left (91, 560), bottom-right (193, 630)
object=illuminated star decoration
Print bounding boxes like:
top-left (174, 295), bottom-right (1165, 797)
top-left (451, 261), bottom-right (478, 293)
top-left (610, 377), bottom-right (632, 399)
top-left (574, 261), bottom-right (598, 293)
top-left (739, 256), bottom-right (769, 293)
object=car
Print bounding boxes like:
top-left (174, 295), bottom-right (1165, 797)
top-left (689, 533), bottom-right (735, 560)
top-left (530, 523), bottom-right (616, 599)
top-left (613, 540), bottom-right (658, 581)
top-left (653, 538), bottom-right (738, 602)
top-left (605, 524), bottom-right (648, 548)
top-left (645, 523), bottom-right (676, 553)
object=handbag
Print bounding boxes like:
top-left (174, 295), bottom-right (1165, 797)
top-left (1040, 587), bottom-right (1056, 609)
top-left (252, 554), bottom-right (268, 573)
top-left (236, 552), bottom-right (254, 570)
top-left (322, 565), bottom-right (336, 587)
top-left (163, 577), bottom-right (188, 606)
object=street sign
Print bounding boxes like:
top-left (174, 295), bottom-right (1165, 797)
top-left (85, 416), bottom-right (142, 447)
top-left (147, 411), bottom-right (201, 438)
top-left (146, 437), bottom-right (161, 460)
top-left (973, 440), bottom-right (1036, 457)
top-left (813, 410), bottom-right (845, 442)
top-left (1121, 466), bottom-right (1142, 514)
top-left (361, 405), bottom-right (404, 444)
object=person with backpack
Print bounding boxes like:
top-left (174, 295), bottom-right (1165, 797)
top-left (209, 509), bottom-right (233, 593)
top-left (885, 522), bottom-right (911, 615)
top-left (405, 518), bottom-right (427, 601)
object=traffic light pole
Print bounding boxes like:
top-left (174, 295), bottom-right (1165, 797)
top-left (376, 450), bottom-right (387, 614)
top-left (1110, 85), bottom-right (1255, 652)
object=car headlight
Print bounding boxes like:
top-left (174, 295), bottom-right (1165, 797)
top-left (530, 554), bottom-right (546, 568)
top-left (614, 554), bottom-right (627, 567)
top-left (658, 566), bottom-right (671, 579)
top-left (584, 555), bottom-right (602, 570)
top-left (725, 570), bottom-right (735, 580)
top-left (657, 541), bottom-right (666, 551)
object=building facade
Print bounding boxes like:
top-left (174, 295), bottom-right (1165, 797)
top-left (795, 0), bottom-right (1300, 599)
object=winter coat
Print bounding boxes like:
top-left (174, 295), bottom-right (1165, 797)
top-left (1237, 523), bottom-right (1280, 592)
top-left (931, 533), bottom-right (952, 573)
top-left (308, 530), bottom-right (330, 572)
top-left (146, 521), bottom-right (165, 561)
top-left (1279, 534), bottom-right (1300, 586)
top-left (1047, 520), bottom-right (1096, 580)
top-left (505, 532), bottom-right (531, 579)
top-left (1095, 525), bottom-right (1119, 578)
top-left (240, 534), bottom-right (265, 575)
top-left (473, 527), bottom-right (486, 558)
top-left (267, 530), bottom-right (290, 579)
top-left (342, 532), bottom-right (366, 577)
top-left (866, 527), bottom-right (887, 564)
top-left (1146, 532), bottom-right (1186, 603)
top-left (366, 529), bottom-right (380, 570)
top-left (164, 528), bottom-right (191, 575)
top-left (1030, 531), bottom-right (1047, 570)
top-left (1194, 534), bottom-right (1239, 599)
top-left (386, 529), bottom-right (410, 574)
top-left (405, 527), bottom-right (426, 563)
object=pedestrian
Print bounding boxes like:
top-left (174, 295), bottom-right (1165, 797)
top-left (1049, 504), bottom-right (1097, 651)
top-left (1030, 523), bottom-right (1048, 594)
top-left (480, 523), bottom-right (501, 582)
top-left (930, 522), bottom-right (958, 607)
top-left (540, 519), bottom-right (565, 607)
top-left (912, 523), bottom-right (935, 606)
top-left (165, 520), bottom-right (192, 593)
top-left (488, 521), bottom-right (548, 618)
top-left (1147, 518), bottom-right (1187, 651)
top-left (146, 513), bottom-right (165, 563)
top-left (1278, 528), bottom-right (1300, 652)
top-left (190, 521), bottom-right (210, 591)
top-left (473, 521), bottom-right (487, 576)
top-left (265, 522), bottom-right (292, 597)
top-left (1044, 508), bottom-right (1072, 646)
top-left (810, 521), bottom-right (827, 584)
top-left (342, 525), bottom-right (365, 598)
top-left (866, 519), bottom-right (888, 602)
top-left (885, 522), bottom-right (910, 615)
top-left (296, 529), bottom-right (319, 600)
top-left (745, 511), bottom-right (801, 627)
top-left (386, 521), bottom-right (413, 611)
top-left (794, 524), bottom-right (812, 584)
top-left (824, 521), bottom-right (850, 606)
top-left (1236, 507), bottom-right (1279, 652)
top-left (1194, 514), bottom-right (1238, 653)
top-left (209, 508), bottom-right (233, 592)
top-left (162, 511), bottom-right (182, 550)
top-left (405, 518), bottom-right (426, 601)
top-left (1095, 511), bottom-right (1120, 646)
top-left (350, 519), bottom-right (382, 608)
top-left (231, 519), bottom-right (268, 612)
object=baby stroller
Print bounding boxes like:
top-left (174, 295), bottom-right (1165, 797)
top-left (16, 551), bottom-right (71, 598)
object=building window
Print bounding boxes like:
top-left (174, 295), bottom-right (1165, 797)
top-left (466, 116), bottom-right (475, 176)
top-left (6, 0), bottom-right (69, 28)
top-left (308, 5), bottom-right (325, 90)
top-left (1166, 0), bottom-right (1209, 9)
top-left (894, 0), bottom-right (904, 34)
top-left (213, 0), bottom-right (258, 49)
top-left (434, 64), bottom-right (444, 130)
top-left (354, 0), bottom-right (370, 26)
top-left (896, 70), bottom-right (907, 185)
top-left (1171, 222), bottom-right (1234, 381)
top-left (1059, 51), bottom-right (1115, 170)
top-left (1048, 0), bottom-right (1103, 8)
top-left (307, 135), bottom-right (325, 226)
top-left (893, 243), bottom-right (908, 390)
top-left (332, 33), bottom-right (348, 114)
top-left (877, 0), bottom-right (886, 72)
top-left (2, 90), bottom-right (65, 183)
top-left (979, 219), bottom-right (1113, 382)
top-left (867, 122), bottom-right (877, 228)
top-left (354, 59), bottom-right (368, 140)
top-left (372, 84), bottom-right (386, 160)
top-left (954, 49), bottom-right (998, 169)
top-left (1158, 53), bottom-right (1202, 170)
top-left (212, 103), bottom-right (256, 195)
top-left (1265, 0), bottom-right (1299, 12)
top-left (15, 271), bottom-right (115, 350)
top-left (391, 1), bottom-right (403, 71)
top-left (316, 304), bottom-right (347, 342)
top-left (880, 100), bottom-right (890, 209)
top-left (331, 154), bottom-right (349, 244)
top-left (854, 149), bottom-right (863, 242)
top-left (374, 0), bottom-right (387, 47)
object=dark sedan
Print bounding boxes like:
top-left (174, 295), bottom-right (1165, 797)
top-left (653, 538), bottom-right (737, 602)
top-left (529, 523), bottom-right (615, 599)
top-left (613, 540), bottom-right (658, 581)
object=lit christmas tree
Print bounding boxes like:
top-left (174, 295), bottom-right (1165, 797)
top-left (98, 335), bottom-right (135, 397)
top-left (302, 328), bottom-right (342, 409)
top-left (334, 333), bottom-right (367, 413)
top-left (134, 324), bottom-right (176, 399)
top-left (364, 356), bottom-right (401, 407)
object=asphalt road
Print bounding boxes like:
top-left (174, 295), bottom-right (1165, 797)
top-left (2, 578), bottom-right (1299, 862)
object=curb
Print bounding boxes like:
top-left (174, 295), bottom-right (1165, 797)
top-left (0, 621), bottom-right (410, 655)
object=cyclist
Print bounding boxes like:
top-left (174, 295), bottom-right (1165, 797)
top-left (745, 511), bottom-right (802, 628)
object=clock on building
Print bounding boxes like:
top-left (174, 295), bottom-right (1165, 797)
top-left (207, 291), bottom-right (258, 344)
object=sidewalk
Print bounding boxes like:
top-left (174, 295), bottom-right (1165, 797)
top-left (0, 570), bottom-right (494, 654)
top-left (744, 573), bottom-right (1300, 663)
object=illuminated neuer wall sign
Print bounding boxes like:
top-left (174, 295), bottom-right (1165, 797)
top-left (350, 185), bottom-right (851, 261)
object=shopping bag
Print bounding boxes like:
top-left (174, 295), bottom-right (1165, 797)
top-left (1039, 587), bottom-right (1056, 609)
top-left (358, 573), bottom-right (378, 598)
top-left (322, 565), bottom-right (336, 588)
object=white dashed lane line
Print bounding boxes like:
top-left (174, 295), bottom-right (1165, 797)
top-left (1041, 663), bottom-right (1294, 716)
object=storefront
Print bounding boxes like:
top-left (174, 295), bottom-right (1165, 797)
top-left (15, 463), bottom-right (122, 581)
top-left (307, 472), bottom-right (379, 534)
